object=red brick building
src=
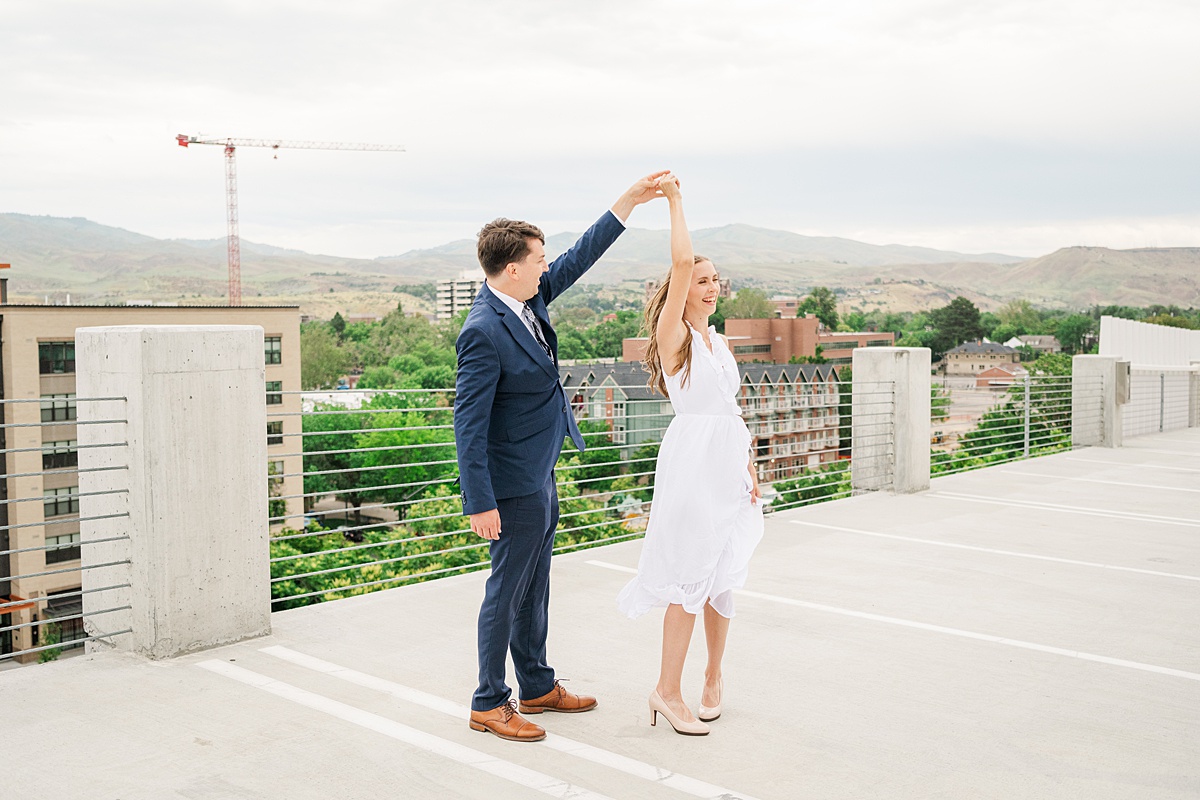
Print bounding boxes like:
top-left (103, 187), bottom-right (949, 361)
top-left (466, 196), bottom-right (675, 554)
top-left (723, 316), bottom-right (896, 366)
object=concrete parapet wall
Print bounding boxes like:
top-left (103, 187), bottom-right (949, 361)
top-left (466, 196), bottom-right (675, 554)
top-left (1072, 356), bottom-right (1124, 448)
top-left (77, 325), bottom-right (270, 658)
top-left (852, 347), bottom-right (931, 494)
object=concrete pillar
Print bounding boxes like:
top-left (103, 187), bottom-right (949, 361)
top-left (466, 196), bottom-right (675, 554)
top-left (1072, 355), bottom-right (1124, 448)
top-left (75, 326), bottom-right (270, 659)
top-left (852, 347), bottom-right (931, 494)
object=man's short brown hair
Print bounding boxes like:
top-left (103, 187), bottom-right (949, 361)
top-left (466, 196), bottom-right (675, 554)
top-left (477, 218), bottom-right (545, 277)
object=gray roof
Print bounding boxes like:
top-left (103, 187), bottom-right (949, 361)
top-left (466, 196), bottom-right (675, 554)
top-left (561, 359), bottom-right (840, 399)
top-left (1017, 335), bottom-right (1061, 348)
top-left (560, 361), bottom-right (660, 400)
top-left (738, 362), bottom-right (840, 384)
top-left (947, 341), bottom-right (1017, 355)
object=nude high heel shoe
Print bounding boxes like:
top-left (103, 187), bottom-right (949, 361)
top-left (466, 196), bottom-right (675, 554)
top-left (648, 690), bottom-right (710, 736)
top-left (698, 678), bottom-right (723, 722)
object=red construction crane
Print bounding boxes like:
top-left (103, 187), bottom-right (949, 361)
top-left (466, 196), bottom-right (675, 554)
top-left (177, 134), bottom-right (405, 305)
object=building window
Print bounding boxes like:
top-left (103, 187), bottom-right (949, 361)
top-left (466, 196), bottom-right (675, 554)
top-left (43, 487), bottom-right (79, 518)
top-left (268, 459), bottom-right (285, 486)
top-left (612, 401), bottom-right (626, 444)
top-left (42, 440), bottom-right (79, 470)
top-left (40, 394), bottom-right (77, 423)
top-left (266, 381), bottom-right (283, 405)
top-left (733, 344), bottom-right (773, 355)
top-left (267, 421), bottom-right (284, 446)
top-left (265, 337), bottom-right (282, 365)
top-left (45, 532), bottom-right (81, 564)
top-left (38, 341), bottom-right (76, 374)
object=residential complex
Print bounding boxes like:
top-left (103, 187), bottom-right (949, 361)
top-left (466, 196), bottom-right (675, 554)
top-left (622, 315), bottom-right (894, 365)
top-left (0, 304), bottom-right (302, 663)
top-left (943, 340), bottom-right (1020, 376)
top-left (436, 270), bottom-right (486, 320)
top-left (560, 360), bottom-right (841, 483)
top-left (1005, 335), bottom-right (1062, 354)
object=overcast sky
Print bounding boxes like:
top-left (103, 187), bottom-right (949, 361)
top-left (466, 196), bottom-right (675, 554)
top-left (3, 0), bottom-right (1198, 259)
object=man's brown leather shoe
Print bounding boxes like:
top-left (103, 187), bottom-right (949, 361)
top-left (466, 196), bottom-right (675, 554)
top-left (468, 701), bottom-right (546, 742)
top-left (519, 680), bottom-right (598, 714)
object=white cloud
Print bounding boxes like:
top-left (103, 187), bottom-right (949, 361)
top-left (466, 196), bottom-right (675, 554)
top-left (2, 0), bottom-right (1198, 259)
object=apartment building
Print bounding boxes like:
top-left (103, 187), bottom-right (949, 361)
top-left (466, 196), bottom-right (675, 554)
top-left (739, 363), bottom-right (842, 481)
top-left (559, 361), bottom-right (841, 483)
top-left (684, 315), bottom-right (895, 366)
top-left (436, 271), bottom-right (486, 321)
top-left (0, 304), bottom-right (302, 663)
top-left (943, 340), bottom-right (1019, 376)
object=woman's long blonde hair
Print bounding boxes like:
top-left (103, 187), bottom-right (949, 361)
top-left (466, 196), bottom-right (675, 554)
top-left (642, 255), bottom-right (711, 398)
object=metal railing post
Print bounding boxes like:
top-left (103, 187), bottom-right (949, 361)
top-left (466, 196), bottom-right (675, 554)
top-left (1160, 372), bottom-right (1166, 433)
top-left (1023, 376), bottom-right (1031, 457)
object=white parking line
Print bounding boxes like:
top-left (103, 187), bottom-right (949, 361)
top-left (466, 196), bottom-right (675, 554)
top-left (261, 646), bottom-right (763, 800)
top-left (1066, 457), bottom-right (1200, 473)
top-left (786, 520), bottom-right (1200, 582)
top-left (1126, 448), bottom-right (1200, 457)
top-left (198, 660), bottom-right (613, 800)
top-left (926, 491), bottom-right (1200, 527)
top-left (585, 561), bottom-right (1200, 684)
top-left (999, 471), bottom-right (1200, 494)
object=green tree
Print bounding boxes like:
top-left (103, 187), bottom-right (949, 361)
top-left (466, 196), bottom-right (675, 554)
top-left (996, 299), bottom-right (1039, 334)
top-left (797, 286), bottom-right (839, 329)
top-left (931, 384), bottom-right (950, 422)
top-left (709, 296), bottom-right (729, 334)
top-left (300, 325), bottom-right (353, 389)
top-left (302, 405), bottom-right (368, 521)
top-left (723, 288), bottom-right (774, 320)
top-left (1143, 314), bottom-right (1197, 330)
top-left (353, 394), bottom-right (457, 521)
top-left (557, 327), bottom-right (595, 360)
top-left (582, 311), bottom-right (643, 359)
top-left (1055, 314), bottom-right (1096, 354)
top-left (928, 296), bottom-right (985, 358)
top-left (37, 622), bottom-right (63, 663)
top-left (330, 312), bottom-right (347, 338)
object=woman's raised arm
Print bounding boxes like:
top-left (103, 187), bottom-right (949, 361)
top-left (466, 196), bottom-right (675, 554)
top-left (654, 174), bottom-right (693, 373)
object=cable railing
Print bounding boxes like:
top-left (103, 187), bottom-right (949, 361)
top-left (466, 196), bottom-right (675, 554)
top-left (1, 396), bottom-right (132, 665)
top-left (1122, 368), bottom-right (1195, 438)
top-left (267, 379), bottom-right (894, 610)
top-left (931, 374), bottom-right (1100, 477)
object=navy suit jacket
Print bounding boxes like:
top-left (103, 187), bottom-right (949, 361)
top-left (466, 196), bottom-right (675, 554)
top-left (454, 211), bottom-right (625, 515)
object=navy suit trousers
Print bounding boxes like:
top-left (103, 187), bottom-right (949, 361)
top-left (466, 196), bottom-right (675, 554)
top-left (471, 473), bottom-right (559, 711)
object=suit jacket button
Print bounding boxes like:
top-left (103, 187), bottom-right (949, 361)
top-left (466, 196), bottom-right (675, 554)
top-left (562, 405), bottom-right (566, 412)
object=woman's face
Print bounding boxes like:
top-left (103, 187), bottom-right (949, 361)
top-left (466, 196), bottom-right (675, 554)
top-left (686, 260), bottom-right (720, 318)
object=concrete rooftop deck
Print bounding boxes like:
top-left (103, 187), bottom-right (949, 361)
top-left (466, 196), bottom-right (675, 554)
top-left (4, 429), bottom-right (1198, 800)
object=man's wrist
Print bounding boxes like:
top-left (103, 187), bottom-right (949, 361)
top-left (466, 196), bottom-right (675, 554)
top-left (610, 193), bottom-right (637, 223)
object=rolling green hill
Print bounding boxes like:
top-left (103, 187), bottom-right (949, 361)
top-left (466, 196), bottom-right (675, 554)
top-left (2, 213), bottom-right (1195, 314)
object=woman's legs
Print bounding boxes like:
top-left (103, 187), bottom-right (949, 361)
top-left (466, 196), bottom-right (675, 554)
top-left (656, 603), bottom-right (698, 721)
top-left (701, 601), bottom-right (729, 707)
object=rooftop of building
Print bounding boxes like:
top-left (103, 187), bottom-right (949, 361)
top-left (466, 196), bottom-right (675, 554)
top-left (946, 340), bottom-right (1018, 354)
top-left (560, 360), bottom-right (840, 396)
top-left (9, 427), bottom-right (1195, 798)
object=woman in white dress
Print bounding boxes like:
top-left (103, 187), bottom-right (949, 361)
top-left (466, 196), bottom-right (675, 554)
top-left (616, 174), bottom-right (765, 736)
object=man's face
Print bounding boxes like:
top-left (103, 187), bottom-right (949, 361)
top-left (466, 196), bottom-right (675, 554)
top-left (508, 238), bottom-right (548, 302)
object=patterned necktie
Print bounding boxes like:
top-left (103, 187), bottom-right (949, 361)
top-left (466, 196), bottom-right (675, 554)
top-left (521, 303), bottom-right (553, 360)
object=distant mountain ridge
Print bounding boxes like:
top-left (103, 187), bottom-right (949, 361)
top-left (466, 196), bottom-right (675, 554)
top-left (374, 223), bottom-right (1022, 279)
top-left (1, 213), bottom-right (1196, 310)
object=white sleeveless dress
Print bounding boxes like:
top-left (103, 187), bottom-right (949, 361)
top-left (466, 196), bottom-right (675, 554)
top-left (616, 325), bottom-right (765, 619)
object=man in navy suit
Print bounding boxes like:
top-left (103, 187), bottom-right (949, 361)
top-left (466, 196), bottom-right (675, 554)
top-left (456, 172), bottom-right (667, 742)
